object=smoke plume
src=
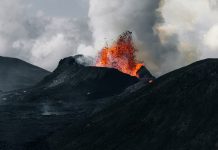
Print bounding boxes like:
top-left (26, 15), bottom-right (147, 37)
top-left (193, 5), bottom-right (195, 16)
top-left (158, 0), bottom-right (218, 72)
top-left (87, 0), bottom-right (189, 75)
top-left (85, 0), bottom-right (218, 75)
top-left (1, 0), bottom-right (218, 75)
top-left (0, 0), bottom-right (92, 71)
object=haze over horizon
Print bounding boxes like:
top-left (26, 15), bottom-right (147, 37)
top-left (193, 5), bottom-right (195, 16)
top-left (0, 0), bottom-right (218, 75)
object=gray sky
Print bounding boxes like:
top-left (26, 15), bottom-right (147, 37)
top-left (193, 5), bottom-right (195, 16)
top-left (0, 0), bottom-right (92, 71)
top-left (29, 0), bottom-right (89, 18)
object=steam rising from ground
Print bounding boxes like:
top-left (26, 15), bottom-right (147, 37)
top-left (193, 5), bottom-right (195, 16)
top-left (1, 0), bottom-right (218, 75)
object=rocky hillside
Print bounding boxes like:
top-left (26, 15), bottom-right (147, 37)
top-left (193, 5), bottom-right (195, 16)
top-left (35, 59), bottom-right (218, 150)
top-left (0, 56), bottom-right (50, 91)
top-left (0, 56), bottom-right (139, 150)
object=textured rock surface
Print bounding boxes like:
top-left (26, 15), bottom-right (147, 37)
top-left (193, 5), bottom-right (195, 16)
top-left (33, 59), bottom-right (218, 150)
top-left (0, 56), bottom-right (138, 149)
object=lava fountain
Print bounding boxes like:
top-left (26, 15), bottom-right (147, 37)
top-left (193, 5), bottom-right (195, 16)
top-left (96, 31), bottom-right (144, 77)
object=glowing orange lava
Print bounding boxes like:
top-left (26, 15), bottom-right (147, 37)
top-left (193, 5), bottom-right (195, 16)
top-left (96, 31), bottom-right (144, 77)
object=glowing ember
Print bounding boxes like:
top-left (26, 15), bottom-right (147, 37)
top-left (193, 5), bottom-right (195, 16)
top-left (149, 80), bottom-right (153, 84)
top-left (96, 31), bottom-right (144, 77)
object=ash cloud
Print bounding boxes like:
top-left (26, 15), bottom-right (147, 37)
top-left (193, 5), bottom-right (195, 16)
top-left (0, 0), bottom-right (92, 71)
top-left (158, 0), bottom-right (218, 72)
top-left (87, 0), bottom-right (218, 75)
top-left (209, 0), bottom-right (218, 9)
top-left (1, 0), bottom-right (218, 75)
top-left (87, 0), bottom-right (186, 75)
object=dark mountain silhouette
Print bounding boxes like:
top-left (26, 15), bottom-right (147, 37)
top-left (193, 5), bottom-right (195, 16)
top-left (0, 55), bottom-right (139, 149)
top-left (0, 56), bottom-right (50, 91)
top-left (3, 55), bottom-right (218, 150)
top-left (36, 56), bottom-right (139, 99)
top-left (32, 59), bottom-right (218, 150)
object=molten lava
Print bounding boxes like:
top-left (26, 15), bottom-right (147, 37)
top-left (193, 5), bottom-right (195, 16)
top-left (96, 31), bottom-right (143, 77)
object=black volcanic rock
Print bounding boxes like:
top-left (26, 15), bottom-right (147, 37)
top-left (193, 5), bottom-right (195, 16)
top-left (37, 56), bottom-right (139, 99)
top-left (136, 66), bottom-right (155, 81)
top-left (35, 59), bottom-right (218, 150)
top-left (0, 55), bottom-right (139, 149)
top-left (0, 56), bottom-right (50, 91)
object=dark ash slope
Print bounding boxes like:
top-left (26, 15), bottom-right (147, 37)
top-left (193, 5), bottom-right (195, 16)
top-left (0, 56), bottom-right (138, 150)
top-left (39, 59), bottom-right (218, 150)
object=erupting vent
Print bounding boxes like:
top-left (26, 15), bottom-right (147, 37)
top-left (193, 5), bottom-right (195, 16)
top-left (96, 31), bottom-right (144, 77)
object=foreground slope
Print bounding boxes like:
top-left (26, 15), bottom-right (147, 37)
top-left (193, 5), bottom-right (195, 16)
top-left (40, 59), bottom-right (218, 150)
top-left (0, 56), bottom-right (138, 149)
top-left (0, 56), bottom-right (50, 91)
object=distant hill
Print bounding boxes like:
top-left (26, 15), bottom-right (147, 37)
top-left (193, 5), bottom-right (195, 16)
top-left (0, 56), bottom-right (50, 91)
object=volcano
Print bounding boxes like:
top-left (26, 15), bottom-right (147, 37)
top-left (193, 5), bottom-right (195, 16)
top-left (1, 56), bottom-right (218, 150)
top-left (31, 59), bottom-right (218, 150)
top-left (37, 55), bottom-right (139, 99)
top-left (0, 55), bottom-right (139, 149)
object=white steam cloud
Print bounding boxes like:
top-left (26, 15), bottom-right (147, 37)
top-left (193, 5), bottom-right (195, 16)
top-left (0, 0), bottom-right (91, 70)
top-left (86, 0), bottom-right (218, 75)
top-left (1, 0), bottom-right (218, 75)
top-left (158, 0), bottom-right (218, 67)
top-left (87, 0), bottom-right (180, 75)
